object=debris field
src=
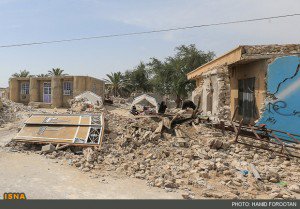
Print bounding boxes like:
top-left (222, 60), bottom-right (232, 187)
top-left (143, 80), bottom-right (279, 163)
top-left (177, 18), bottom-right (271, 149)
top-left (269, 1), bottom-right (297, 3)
top-left (3, 100), bottom-right (299, 200)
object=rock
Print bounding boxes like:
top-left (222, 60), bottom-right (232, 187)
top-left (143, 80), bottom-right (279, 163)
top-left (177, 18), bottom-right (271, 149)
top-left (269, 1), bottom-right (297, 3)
top-left (182, 193), bottom-right (195, 199)
top-left (288, 184), bottom-right (300, 193)
top-left (267, 170), bottom-right (280, 183)
top-left (209, 139), bottom-right (223, 150)
top-left (109, 132), bottom-right (118, 140)
top-left (75, 162), bottom-right (81, 167)
top-left (83, 148), bottom-right (95, 162)
top-left (151, 133), bottom-right (161, 141)
top-left (41, 144), bottom-right (55, 153)
top-left (203, 191), bottom-right (223, 198)
top-left (82, 167), bottom-right (90, 172)
top-left (145, 153), bottom-right (153, 159)
top-left (164, 181), bottom-right (179, 189)
top-left (47, 154), bottom-right (56, 159)
top-left (154, 178), bottom-right (164, 187)
top-left (177, 138), bottom-right (188, 148)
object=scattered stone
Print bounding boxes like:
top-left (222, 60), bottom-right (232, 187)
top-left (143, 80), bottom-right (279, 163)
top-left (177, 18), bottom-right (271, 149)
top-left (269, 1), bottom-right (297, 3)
top-left (288, 184), bottom-right (300, 193)
top-left (41, 144), bottom-right (55, 153)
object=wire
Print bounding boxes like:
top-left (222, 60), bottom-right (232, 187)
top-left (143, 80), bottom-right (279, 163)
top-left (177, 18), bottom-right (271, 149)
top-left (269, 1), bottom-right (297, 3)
top-left (1, 13), bottom-right (300, 48)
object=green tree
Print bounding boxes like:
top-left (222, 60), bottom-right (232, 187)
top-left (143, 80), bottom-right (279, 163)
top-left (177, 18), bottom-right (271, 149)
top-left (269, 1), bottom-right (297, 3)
top-left (148, 44), bottom-right (215, 107)
top-left (128, 62), bottom-right (152, 93)
top-left (48, 68), bottom-right (67, 76)
top-left (11, 70), bottom-right (31, 78)
top-left (105, 72), bottom-right (130, 97)
top-left (148, 58), bottom-right (173, 96)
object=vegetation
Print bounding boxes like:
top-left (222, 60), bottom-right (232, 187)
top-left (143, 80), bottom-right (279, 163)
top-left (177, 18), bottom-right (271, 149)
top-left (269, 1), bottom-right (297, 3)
top-left (12, 68), bottom-right (68, 78)
top-left (36, 74), bottom-right (49, 77)
top-left (105, 44), bottom-right (215, 106)
top-left (105, 72), bottom-right (131, 97)
top-left (11, 70), bottom-right (31, 78)
top-left (48, 68), bottom-right (67, 76)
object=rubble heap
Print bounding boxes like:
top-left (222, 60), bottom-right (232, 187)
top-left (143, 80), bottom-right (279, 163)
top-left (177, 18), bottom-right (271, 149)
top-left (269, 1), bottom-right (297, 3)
top-left (9, 111), bottom-right (300, 199)
top-left (0, 98), bottom-right (33, 125)
top-left (69, 97), bottom-right (102, 113)
top-left (66, 113), bottom-right (300, 199)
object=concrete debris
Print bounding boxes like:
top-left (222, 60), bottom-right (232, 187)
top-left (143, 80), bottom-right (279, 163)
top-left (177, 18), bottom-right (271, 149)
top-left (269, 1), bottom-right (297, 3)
top-left (0, 98), bottom-right (33, 125)
top-left (8, 109), bottom-right (300, 199)
top-left (69, 97), bottom-right (103, 113)
top-left (288, 184), bottom-right (300, 194)
top-left (41, 144), bottom-right (55, 153)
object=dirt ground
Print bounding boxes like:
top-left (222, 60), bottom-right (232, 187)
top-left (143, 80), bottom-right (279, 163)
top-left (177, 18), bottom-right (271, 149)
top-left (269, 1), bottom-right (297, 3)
top-left (0, 108), bottom-right (183, 199)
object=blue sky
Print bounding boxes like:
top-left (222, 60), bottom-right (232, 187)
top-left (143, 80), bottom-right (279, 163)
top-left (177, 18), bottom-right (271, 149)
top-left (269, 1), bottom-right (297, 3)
top-left (0, 0), bottom-right (300, 87)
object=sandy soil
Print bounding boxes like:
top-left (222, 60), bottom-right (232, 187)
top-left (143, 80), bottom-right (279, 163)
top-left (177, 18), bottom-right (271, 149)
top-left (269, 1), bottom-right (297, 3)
top-left (0, 149), bottom-right (182, 199)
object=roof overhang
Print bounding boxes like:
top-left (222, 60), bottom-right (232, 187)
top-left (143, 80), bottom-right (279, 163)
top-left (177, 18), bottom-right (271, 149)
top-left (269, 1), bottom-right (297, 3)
top-left (187, 46), bottom-right (243, 80)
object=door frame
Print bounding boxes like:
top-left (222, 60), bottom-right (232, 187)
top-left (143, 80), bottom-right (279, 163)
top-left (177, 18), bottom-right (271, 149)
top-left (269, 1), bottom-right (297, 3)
top-left (43, 82), bottom-right (52, 103)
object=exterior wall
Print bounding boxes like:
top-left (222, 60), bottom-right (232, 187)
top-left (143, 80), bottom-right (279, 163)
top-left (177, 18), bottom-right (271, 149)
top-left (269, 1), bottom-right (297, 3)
top-left (73, 76), bottom-right (86, 97)
top-left (85, 77), bottom-right (105, 98)
top-left (9, 78), bottom-right (20, 103)
top-left (230, 60), bottom-right (268, 122)
top-left (51, 77), bottom-right (63, 108)
top-left (257, 55), bottom-right (300, 141)
top-left (29, 77), bottom-right (39, 102)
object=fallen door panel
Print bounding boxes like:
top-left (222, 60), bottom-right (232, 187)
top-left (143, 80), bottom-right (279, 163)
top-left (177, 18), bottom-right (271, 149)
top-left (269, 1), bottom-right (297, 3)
top-left (13, 113), bottom-right (104, 147)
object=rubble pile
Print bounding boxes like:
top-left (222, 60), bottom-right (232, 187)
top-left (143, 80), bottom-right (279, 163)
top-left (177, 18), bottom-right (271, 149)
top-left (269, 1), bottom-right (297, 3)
top-left (0, 98), bottom-right (33, 125)
top-left (8, 110), bottom-right (300, 199)
top-left (69, 97), bottom-right (102, 113)
top-left (109, 96), bottom-right (131, 109)
top-left (66, 113), bottom-right (300, 199)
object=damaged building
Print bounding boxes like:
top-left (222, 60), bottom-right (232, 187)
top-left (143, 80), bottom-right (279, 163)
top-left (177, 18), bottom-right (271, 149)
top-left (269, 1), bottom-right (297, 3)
top-left (187, 44), bottom-right (300, 138)
top-left (9, 76), bottom-right (105, 108)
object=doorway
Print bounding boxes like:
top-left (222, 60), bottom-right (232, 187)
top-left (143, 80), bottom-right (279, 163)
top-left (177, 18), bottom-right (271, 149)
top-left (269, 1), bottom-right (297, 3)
top-left (43, 82), bottom-right (51, 103)
top-left (238, 77), bottom-right (256, 123)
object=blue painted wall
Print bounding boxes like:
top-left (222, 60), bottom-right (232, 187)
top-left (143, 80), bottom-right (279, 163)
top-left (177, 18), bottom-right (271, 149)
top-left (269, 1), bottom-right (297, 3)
top-left (257, 56), bottom-right (300, 141)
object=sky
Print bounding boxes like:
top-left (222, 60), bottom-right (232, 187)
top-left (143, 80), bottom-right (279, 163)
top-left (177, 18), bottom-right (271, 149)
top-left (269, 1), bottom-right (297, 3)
top-left (0, 0), bottom-right (300, 87)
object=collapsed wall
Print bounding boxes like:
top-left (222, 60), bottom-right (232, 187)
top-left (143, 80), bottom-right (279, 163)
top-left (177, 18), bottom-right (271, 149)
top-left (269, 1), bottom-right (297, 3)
top-left (192, 65), bottom-right (231, 121)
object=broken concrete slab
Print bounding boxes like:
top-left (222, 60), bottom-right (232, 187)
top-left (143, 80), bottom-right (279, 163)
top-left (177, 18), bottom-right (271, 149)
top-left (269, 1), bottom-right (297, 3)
top-left (41, 144), bottom-right (55, 153)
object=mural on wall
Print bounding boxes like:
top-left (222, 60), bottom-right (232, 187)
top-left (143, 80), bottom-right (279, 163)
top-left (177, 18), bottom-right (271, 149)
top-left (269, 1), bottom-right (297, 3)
top-left (257, 55), bottom-right (300, 142)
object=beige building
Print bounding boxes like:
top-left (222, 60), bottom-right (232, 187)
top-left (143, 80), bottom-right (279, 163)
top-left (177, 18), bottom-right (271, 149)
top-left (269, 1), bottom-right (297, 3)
top-left (9, 76), bottom-right (105, 108)
top-left (187, 44), bottom-right (300, 123)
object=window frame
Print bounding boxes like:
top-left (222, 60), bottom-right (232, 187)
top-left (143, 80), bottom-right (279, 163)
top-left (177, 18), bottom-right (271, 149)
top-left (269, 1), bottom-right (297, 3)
top-left (20, 82), bottom-right (29, 95)
top-left (63, 81), bottom-right (73, 96)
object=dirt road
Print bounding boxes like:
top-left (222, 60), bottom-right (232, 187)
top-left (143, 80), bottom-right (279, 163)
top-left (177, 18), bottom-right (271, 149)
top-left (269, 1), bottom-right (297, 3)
top-left (0, 127), bottom-right (182, 199)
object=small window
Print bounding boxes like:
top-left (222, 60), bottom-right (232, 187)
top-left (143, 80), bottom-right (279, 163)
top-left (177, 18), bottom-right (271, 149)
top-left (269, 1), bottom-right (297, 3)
top-left (63, 81), bottom-right (72, 95)
top-left (21, 83), bottom-right (29, 95)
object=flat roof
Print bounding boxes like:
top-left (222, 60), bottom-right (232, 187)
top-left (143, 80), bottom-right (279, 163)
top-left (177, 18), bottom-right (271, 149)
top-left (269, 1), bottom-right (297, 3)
top-left (187, 44), bottom-right (300, 80)
top-left (187, 46), bottom-right (243, 80)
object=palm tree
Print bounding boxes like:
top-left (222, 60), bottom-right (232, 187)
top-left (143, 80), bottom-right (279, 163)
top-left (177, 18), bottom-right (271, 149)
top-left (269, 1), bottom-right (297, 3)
top-left (48, 68), bottom-right (67, 76)
top-left (11, 70), bottom-right (31, 78)
top-left (36, 73), bottom-right (49, 77)
top-left (105, 72), bottom-right (130, 97)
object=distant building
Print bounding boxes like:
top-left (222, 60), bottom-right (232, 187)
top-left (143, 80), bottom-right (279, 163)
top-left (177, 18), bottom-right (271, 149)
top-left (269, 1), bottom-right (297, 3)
top-left (9, 76), bottom-right (105, 108)
top-left (0, 87), bottom-right (8, 99)
top-left (187, 44), bottom-right (300, 137)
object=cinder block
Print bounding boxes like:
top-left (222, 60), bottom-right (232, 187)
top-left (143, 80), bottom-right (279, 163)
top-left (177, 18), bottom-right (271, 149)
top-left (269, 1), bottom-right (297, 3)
top-left (41, 144), bottom-right (55, 153)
